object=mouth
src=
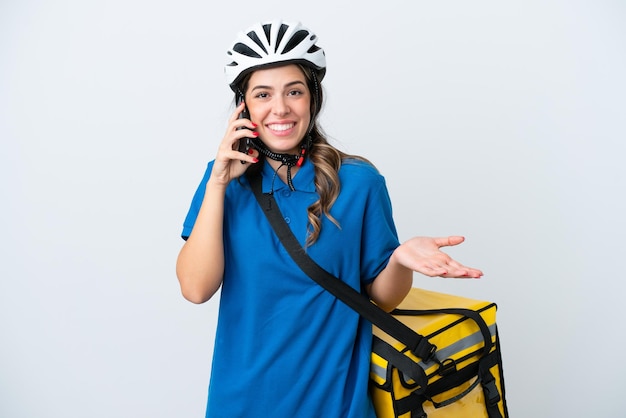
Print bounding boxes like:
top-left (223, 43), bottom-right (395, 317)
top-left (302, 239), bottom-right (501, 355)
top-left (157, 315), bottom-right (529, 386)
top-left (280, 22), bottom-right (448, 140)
top-left (267, 123), bottom-right (295, 132)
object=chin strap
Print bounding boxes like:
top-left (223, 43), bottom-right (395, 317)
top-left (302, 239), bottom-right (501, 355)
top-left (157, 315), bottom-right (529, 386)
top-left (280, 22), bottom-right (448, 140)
top-left (250, 135), bottom-right (311, 191)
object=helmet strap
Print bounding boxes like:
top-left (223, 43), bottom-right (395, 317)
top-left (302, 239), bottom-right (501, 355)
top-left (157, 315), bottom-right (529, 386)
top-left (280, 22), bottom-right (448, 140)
top-left (250, 135), bottom-right (311, 192)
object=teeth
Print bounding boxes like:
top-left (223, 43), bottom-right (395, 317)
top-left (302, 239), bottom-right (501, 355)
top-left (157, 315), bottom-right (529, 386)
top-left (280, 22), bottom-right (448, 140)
top-left (268, 123), bottom-right (294, 131)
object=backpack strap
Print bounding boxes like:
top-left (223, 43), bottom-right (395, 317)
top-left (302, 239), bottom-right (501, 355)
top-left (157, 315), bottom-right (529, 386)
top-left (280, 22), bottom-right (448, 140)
top-left (247, 171), bottom-right (438, 364)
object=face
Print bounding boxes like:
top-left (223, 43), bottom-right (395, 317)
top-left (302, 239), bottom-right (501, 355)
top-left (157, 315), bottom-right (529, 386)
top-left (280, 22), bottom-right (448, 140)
top-left (245, 64), bottom-right (312, 155)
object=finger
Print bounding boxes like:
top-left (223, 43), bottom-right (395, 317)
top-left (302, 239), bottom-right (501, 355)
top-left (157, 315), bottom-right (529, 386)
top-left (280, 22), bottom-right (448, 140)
top-left (437, 257), bottom-right (482, 277)
top-left (446, 266), bottom-right (483, 279)
top-left (433, 236), bottom-right (465, 248)
top-left (238, 148), bottom-right (259, 165)
top-left (228, 128), bottom-right (259, 152)
top-left (421, 259), bottom-right (478, 279)
top-left (242, 120), bottom-right (258, 130)
top-left (232, 118), bottom-right (253, 132)
top-left (238, 156), bottom-right (259, 165)
top-left (229, 101), bottom-right (246, 122)
top-left (412, 262), bottom-right (449, 277)
top-left (247, 148), bottom-right (259, 159)
top-left (465, 268), bottom-right (483, 278)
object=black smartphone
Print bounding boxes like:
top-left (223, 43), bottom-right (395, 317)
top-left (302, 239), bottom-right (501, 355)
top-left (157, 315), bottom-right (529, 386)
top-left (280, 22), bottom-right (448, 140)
top-left (236, 93), bottom-right (251, 155)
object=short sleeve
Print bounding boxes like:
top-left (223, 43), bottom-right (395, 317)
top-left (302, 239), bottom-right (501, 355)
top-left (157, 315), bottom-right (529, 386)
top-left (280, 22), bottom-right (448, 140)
top-left (181, 161), bottom-right (214, 240)
top-left (359, 175), bottom-right (400, 284)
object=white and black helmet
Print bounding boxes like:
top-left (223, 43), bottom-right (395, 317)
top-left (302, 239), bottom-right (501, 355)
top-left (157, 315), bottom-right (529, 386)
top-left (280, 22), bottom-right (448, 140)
top-left (225, 20), bottom-right (326, 90)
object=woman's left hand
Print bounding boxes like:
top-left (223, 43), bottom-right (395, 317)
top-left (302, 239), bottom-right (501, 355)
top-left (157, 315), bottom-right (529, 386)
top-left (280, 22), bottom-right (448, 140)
top-left (393, 236), bottom-right (483, 278)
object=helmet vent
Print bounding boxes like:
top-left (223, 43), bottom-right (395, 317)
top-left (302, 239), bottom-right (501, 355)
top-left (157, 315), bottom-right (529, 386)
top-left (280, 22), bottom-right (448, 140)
top-left (246, 31), bottom-right (268, 54)
top-left (233, 42), bottom-right (262, 59)
top-left (275, 24), bottom-right (289, 53)
top-left (283, 30), bottom-right (309, 54)
top-left (262, 24), bottom-right (272, 44)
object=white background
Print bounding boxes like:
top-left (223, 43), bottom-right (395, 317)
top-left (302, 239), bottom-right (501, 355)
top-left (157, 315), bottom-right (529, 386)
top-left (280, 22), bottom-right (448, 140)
top-left (2, 1), bottom-right (625, 417)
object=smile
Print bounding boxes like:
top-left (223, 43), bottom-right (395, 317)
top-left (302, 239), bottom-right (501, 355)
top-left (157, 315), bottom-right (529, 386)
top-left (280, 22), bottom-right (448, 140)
top-left (267, 123), bottom-right (295, 132)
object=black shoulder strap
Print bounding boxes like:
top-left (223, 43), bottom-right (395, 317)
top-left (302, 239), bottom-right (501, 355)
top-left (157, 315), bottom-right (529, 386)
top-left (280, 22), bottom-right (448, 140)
top-left (247, 172), bottom-right (437, 362)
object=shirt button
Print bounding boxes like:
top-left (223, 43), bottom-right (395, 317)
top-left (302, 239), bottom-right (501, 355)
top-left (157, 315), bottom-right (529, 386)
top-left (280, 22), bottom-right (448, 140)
top-left (284, 217), bottom-right (291, 224)
top-left (282, 190), bottom-right (291, 197)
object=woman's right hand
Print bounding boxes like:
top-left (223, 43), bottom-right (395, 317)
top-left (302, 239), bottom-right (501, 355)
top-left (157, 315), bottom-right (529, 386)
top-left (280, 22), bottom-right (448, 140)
top-left (210, 101), bottom-right (260, 186)
top-left (177, 101), bottom-right (259, 304)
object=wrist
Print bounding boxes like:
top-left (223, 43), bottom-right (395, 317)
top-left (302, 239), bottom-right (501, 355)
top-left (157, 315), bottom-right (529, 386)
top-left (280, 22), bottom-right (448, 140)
top-left (389, 247), bottom-right (411, 275)
top-left (206, 177), bottom-right (229, 193)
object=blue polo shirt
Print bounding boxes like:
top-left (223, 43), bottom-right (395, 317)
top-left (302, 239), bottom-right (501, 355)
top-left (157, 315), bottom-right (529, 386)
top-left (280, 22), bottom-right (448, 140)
top-left (182, 158), bottom-right (400, 418)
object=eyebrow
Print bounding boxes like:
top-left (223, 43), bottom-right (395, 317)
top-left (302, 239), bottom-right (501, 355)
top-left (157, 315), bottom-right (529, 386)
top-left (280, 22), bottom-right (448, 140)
top-left (250, 80), bottom-right (306, 92)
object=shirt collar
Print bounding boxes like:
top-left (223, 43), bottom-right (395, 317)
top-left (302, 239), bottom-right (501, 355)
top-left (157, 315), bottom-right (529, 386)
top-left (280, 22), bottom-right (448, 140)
top-left (260, 158), bottom-right (316, 193)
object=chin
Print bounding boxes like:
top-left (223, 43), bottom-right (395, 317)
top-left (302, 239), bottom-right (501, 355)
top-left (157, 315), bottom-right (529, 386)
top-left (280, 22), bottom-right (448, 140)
top-left (263, 139), bottom-right (302, 155)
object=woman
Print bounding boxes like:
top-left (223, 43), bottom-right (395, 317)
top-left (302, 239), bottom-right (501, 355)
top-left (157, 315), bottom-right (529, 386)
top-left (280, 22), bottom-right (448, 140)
top-left (176, 20), bottom-right (482, 418)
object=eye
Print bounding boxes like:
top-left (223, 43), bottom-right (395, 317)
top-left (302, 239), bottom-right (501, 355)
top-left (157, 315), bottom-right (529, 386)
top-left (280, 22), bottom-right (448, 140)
top-left (287, 89), bottom-right (303, 96)
top-left (254, 92), bottom-right (269, 99)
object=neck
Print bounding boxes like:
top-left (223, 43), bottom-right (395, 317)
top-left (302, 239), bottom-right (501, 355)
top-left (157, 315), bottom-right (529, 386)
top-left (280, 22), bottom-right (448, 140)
top-left (251, 136), bottom-right (310, 191)
top-left (266, 159), bottom-right (301, 184)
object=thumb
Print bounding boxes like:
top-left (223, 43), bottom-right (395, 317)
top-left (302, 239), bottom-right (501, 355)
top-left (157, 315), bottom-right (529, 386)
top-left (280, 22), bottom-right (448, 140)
top-left (435, 236), bottom-right (465, 248)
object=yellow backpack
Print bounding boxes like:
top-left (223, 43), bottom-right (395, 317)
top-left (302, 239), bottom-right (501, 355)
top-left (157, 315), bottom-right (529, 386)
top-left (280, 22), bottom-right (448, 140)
top-left (370, 288), bottom-right (508, 418)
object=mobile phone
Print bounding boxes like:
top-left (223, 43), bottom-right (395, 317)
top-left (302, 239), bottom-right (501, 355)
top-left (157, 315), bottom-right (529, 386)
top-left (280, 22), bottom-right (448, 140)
top-left (236, 93), bottom-right (251, 155)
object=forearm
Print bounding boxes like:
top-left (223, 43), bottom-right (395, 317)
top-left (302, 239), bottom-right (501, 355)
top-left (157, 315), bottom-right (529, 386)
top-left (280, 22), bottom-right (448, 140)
top-left (367, 251), bottom-right (413, 312)
top-left (176, 179), bottom-right (227, 304)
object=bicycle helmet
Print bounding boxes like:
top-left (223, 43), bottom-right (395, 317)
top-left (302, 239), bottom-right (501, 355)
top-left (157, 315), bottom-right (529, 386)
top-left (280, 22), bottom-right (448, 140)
top-left (225, 20), bottom-right (326, 90)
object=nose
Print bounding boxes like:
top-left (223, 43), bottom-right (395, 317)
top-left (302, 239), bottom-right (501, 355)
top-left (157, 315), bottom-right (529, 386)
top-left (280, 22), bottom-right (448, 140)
top-left (272, 96), bottom-right (290, 116)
